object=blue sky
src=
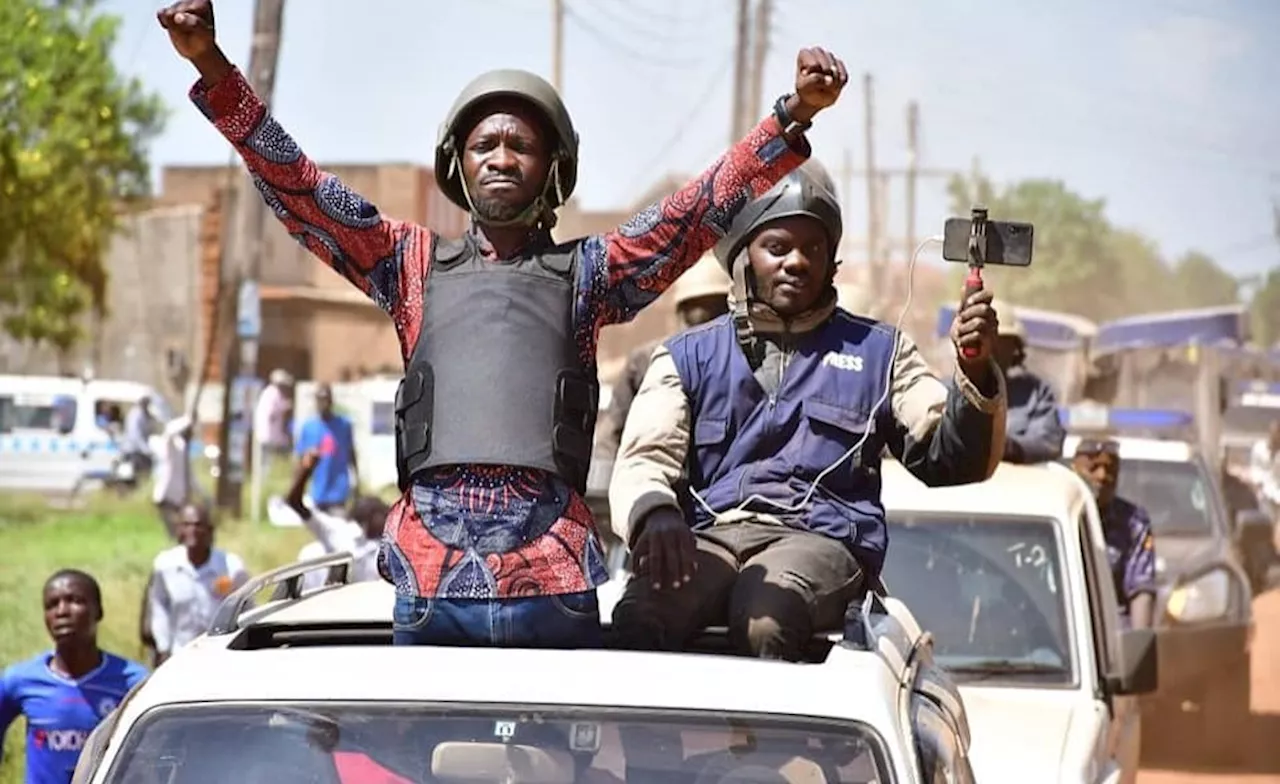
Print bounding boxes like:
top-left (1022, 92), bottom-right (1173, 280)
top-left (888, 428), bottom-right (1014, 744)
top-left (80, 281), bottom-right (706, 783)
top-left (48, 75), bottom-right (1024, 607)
top-left (105, 0), bottom-right (1279, 281)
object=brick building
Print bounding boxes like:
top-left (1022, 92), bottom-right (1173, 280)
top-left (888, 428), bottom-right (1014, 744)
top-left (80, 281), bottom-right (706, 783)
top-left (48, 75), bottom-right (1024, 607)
top-left (168, 163), bottom-right (470, 386)
top-left (183, 165), bottom-right (696, 392)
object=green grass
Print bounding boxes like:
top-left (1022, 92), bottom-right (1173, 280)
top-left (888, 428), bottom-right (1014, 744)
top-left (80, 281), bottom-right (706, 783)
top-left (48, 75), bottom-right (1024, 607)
top-left (0, 475), bottom-right (314, 784)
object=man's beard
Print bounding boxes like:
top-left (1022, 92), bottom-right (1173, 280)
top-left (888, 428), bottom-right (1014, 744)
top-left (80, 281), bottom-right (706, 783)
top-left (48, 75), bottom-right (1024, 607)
top-left (472, 194), bottom-right (532, 224)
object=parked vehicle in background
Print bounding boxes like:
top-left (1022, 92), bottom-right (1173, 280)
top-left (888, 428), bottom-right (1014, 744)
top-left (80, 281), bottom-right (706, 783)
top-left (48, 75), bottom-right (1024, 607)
top-left (1060, 410), bottom-right (1256, 768)
top-left (879, 459), bottom-right (1156, 784)
top-left (0, 373), bottom-right (173, 499)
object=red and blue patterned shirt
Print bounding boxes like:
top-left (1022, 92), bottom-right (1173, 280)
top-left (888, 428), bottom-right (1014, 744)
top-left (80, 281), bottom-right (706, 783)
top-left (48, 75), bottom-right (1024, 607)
top-left (191, 69), bottom-right (809, 600)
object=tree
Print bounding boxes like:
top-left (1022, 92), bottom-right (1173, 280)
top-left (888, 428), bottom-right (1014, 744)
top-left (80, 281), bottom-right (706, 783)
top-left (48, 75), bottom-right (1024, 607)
top-left (0, 0), bottom-right (165, 351)
top-left (946, 174), bottom-right (1131, 320)
top-left (1169, 251), bottom-right (1238, 308)
top-left (945, 171), bottom-right (1236, 322)
top-left (1250, 270), bottom-right (1280, 347)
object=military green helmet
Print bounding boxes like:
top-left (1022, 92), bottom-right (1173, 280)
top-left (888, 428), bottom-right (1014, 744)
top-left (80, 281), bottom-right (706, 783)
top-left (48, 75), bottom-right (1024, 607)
top-left (434, 69), bottom-right (580, 220)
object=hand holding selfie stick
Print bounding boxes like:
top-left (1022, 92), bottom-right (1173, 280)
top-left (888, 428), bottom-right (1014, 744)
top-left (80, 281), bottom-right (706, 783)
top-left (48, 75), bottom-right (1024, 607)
top-left (961, 205), bottom-right (989, 360)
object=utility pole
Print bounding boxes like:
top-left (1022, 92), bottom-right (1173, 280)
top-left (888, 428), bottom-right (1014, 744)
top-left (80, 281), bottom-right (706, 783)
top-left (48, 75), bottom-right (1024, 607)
top-left (215, 0), bottom-right (287, 517)
top-left (862, 73), bottom-right (879, 290)
top-left (745, 0), bottom-right (771, 130)
top-left (551, 0), bottom-right (564, 93)
top-left (905, 101), bottom-right (919, 263)
top-left (730, 0), bottom-right (750, 142)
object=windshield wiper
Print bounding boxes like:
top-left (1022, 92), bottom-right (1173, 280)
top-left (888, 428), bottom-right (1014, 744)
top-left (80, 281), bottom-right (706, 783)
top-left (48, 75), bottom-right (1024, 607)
top-left (945, 659), bottom-right (1068, 678)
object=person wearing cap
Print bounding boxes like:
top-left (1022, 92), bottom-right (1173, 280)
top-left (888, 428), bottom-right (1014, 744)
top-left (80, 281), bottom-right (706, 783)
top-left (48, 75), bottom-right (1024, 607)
top-left (1070, 437), bottom-right (1156, 629)
top-left (991, 302), bottom-right (1065, 464)
top-left (608, 160), bottom-right (1008, 660)
top-left (598, 254), bottom-right (732, 462)
top-left (159, 0), bottom-right (850, 648)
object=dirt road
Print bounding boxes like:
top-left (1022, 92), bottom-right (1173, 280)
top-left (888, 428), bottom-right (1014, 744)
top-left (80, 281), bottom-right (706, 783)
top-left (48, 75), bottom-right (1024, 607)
top-left (1138, 589), bottom-right (1280, 783)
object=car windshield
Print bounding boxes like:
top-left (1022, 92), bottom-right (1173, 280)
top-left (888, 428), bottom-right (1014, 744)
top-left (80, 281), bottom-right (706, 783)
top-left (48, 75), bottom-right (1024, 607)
top-left (104, 703), bottom-right (891, 784)
top-left (1116, 458), bottom-right (1219, 535)
top-left (881, 515), bottom-right (1074, 686)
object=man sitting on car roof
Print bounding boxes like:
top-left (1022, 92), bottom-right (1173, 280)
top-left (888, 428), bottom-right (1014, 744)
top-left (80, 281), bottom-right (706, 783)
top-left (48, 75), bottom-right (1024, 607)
top-left (608, 160), bottom-right (1007, 661)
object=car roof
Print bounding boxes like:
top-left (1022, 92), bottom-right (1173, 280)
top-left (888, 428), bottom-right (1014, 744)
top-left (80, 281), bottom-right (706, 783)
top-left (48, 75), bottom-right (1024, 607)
top-left (1061, 434), bottom-right (1196, 463)
top-left (122, 639), bottom-right (902, 727)
top-left (880, 459), bottom-right (1088, 522)
top-left (115, 563), bottom-right (940, 736)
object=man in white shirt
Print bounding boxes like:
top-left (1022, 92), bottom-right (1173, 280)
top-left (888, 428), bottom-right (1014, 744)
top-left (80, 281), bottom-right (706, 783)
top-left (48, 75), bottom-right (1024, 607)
top-left (146, 502), bottom-right (250, 666)
top-left (268, 450), bottom-right (390, 591)
top-left (152, 414), bottom-right (194, 540)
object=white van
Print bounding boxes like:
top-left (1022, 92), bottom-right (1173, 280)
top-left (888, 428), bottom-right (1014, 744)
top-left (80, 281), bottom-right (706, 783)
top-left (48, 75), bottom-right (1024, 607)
top-left (0, 374), bottom-right (172, 496)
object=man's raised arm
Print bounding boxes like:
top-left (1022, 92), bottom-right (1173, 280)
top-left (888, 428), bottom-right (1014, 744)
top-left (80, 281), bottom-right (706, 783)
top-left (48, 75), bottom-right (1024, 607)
top-left (586, 48), bottom-right (848, 328)
top-left (158, 1), bottom-right (420, 315)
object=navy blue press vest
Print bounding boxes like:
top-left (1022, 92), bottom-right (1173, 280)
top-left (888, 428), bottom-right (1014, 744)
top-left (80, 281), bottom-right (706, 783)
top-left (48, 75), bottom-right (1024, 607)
top-left (666, 310), bottom-right (898, 575)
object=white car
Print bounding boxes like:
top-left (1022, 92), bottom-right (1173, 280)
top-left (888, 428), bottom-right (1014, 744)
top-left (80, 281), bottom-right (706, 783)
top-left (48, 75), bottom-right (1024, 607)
top-left (74, 554), bottom-right (976, 784)
top-left (1061, 432), bottom-right (1255, 768)
top-left (877, 460), bottom-right (1158, 784)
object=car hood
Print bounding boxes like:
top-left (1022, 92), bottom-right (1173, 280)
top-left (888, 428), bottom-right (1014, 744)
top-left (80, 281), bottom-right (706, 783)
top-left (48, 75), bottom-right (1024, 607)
top-left (961, 688), bottom-right (1097, 783)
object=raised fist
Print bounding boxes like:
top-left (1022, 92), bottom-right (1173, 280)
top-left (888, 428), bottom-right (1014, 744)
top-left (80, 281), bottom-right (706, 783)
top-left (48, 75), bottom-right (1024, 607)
top-left (156, 0), bottom-right (216, 62)
top-left (794, 47), bottom-right (848, 113)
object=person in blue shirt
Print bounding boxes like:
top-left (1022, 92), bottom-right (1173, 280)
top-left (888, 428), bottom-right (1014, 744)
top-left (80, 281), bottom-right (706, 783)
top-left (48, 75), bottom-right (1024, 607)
top-left (1071, 437), bottom-right (1157, 629)
top-left (294, 382), bottom-right (359, 514)
top-left (0, 569), bottom-right (148, 784)
top-left (990, 303), bottom-right (1066, 464)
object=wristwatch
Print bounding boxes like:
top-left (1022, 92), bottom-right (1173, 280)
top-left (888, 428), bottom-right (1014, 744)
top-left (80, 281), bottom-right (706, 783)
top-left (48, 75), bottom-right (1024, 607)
top-left (774, 93), bottom-right (813, 136)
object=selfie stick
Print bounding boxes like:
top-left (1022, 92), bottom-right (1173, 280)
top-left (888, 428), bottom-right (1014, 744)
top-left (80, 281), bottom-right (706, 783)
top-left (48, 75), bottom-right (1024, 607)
top-left (961, 205), bottom-right (988, 360)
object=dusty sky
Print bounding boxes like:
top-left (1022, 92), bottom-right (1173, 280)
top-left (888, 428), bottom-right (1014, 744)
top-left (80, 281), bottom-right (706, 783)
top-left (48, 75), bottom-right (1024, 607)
top-left (106, 0), bottom-right (1279, 281)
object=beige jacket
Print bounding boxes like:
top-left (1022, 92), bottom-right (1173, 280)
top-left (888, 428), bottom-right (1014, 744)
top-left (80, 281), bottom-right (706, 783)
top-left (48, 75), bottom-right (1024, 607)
top-left (608, 302), bottom-right (1007, 544)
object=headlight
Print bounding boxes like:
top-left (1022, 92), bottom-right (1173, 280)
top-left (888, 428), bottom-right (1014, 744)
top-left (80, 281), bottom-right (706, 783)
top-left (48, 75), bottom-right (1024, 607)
top-left (1166, 569), bottom-right (1231, 623)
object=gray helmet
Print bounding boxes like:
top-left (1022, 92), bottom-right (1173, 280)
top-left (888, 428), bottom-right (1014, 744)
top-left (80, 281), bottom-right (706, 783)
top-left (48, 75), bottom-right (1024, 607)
top-left (434, 69), bottom-right (579, 225)
top-left (712, 159), bottom-right (843, 274)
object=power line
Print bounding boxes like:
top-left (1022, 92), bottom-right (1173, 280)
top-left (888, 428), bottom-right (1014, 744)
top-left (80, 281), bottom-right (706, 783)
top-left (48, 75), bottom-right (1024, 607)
top-left (562, 4), bottom-right (706, 69)
top-left (625, 49), bottom-right (736, 196)
top-left (576, 0), bottom-right (710, 45)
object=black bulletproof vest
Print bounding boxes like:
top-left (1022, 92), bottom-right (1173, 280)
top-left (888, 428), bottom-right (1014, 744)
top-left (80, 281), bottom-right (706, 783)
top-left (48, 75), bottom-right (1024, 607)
top-left (393, 234), bottom-right (599, 493)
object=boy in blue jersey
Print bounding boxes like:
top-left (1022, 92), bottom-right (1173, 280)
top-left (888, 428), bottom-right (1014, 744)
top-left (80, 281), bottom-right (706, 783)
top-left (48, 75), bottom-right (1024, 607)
top-left (0, 569), bottom-right (148, 784)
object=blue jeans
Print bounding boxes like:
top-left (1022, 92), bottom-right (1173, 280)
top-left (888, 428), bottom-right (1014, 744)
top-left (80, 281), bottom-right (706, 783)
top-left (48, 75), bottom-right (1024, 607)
top-left (392, 591), bottom-right (603, 648)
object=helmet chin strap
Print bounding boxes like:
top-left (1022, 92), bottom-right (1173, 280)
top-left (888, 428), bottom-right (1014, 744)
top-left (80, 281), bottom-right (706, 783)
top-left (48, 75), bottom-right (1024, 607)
top-left (448, 147), bottom-right (565, 230)
top-left (729, 249), bottom-right (839, 351)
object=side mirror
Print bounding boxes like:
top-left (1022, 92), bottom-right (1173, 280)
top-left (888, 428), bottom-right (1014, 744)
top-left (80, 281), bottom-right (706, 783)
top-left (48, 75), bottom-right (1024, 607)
top-left (1108, 628), bottom-right (1158, 696)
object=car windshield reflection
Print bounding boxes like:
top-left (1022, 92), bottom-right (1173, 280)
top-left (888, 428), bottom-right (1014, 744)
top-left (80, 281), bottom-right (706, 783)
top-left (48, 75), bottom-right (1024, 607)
top-left (881, 515), bottom-right (1074, 686)
top-left (1114, 459), bottom-right (1218, 536)
top-left (104, 703), bottom-right (892, 784)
